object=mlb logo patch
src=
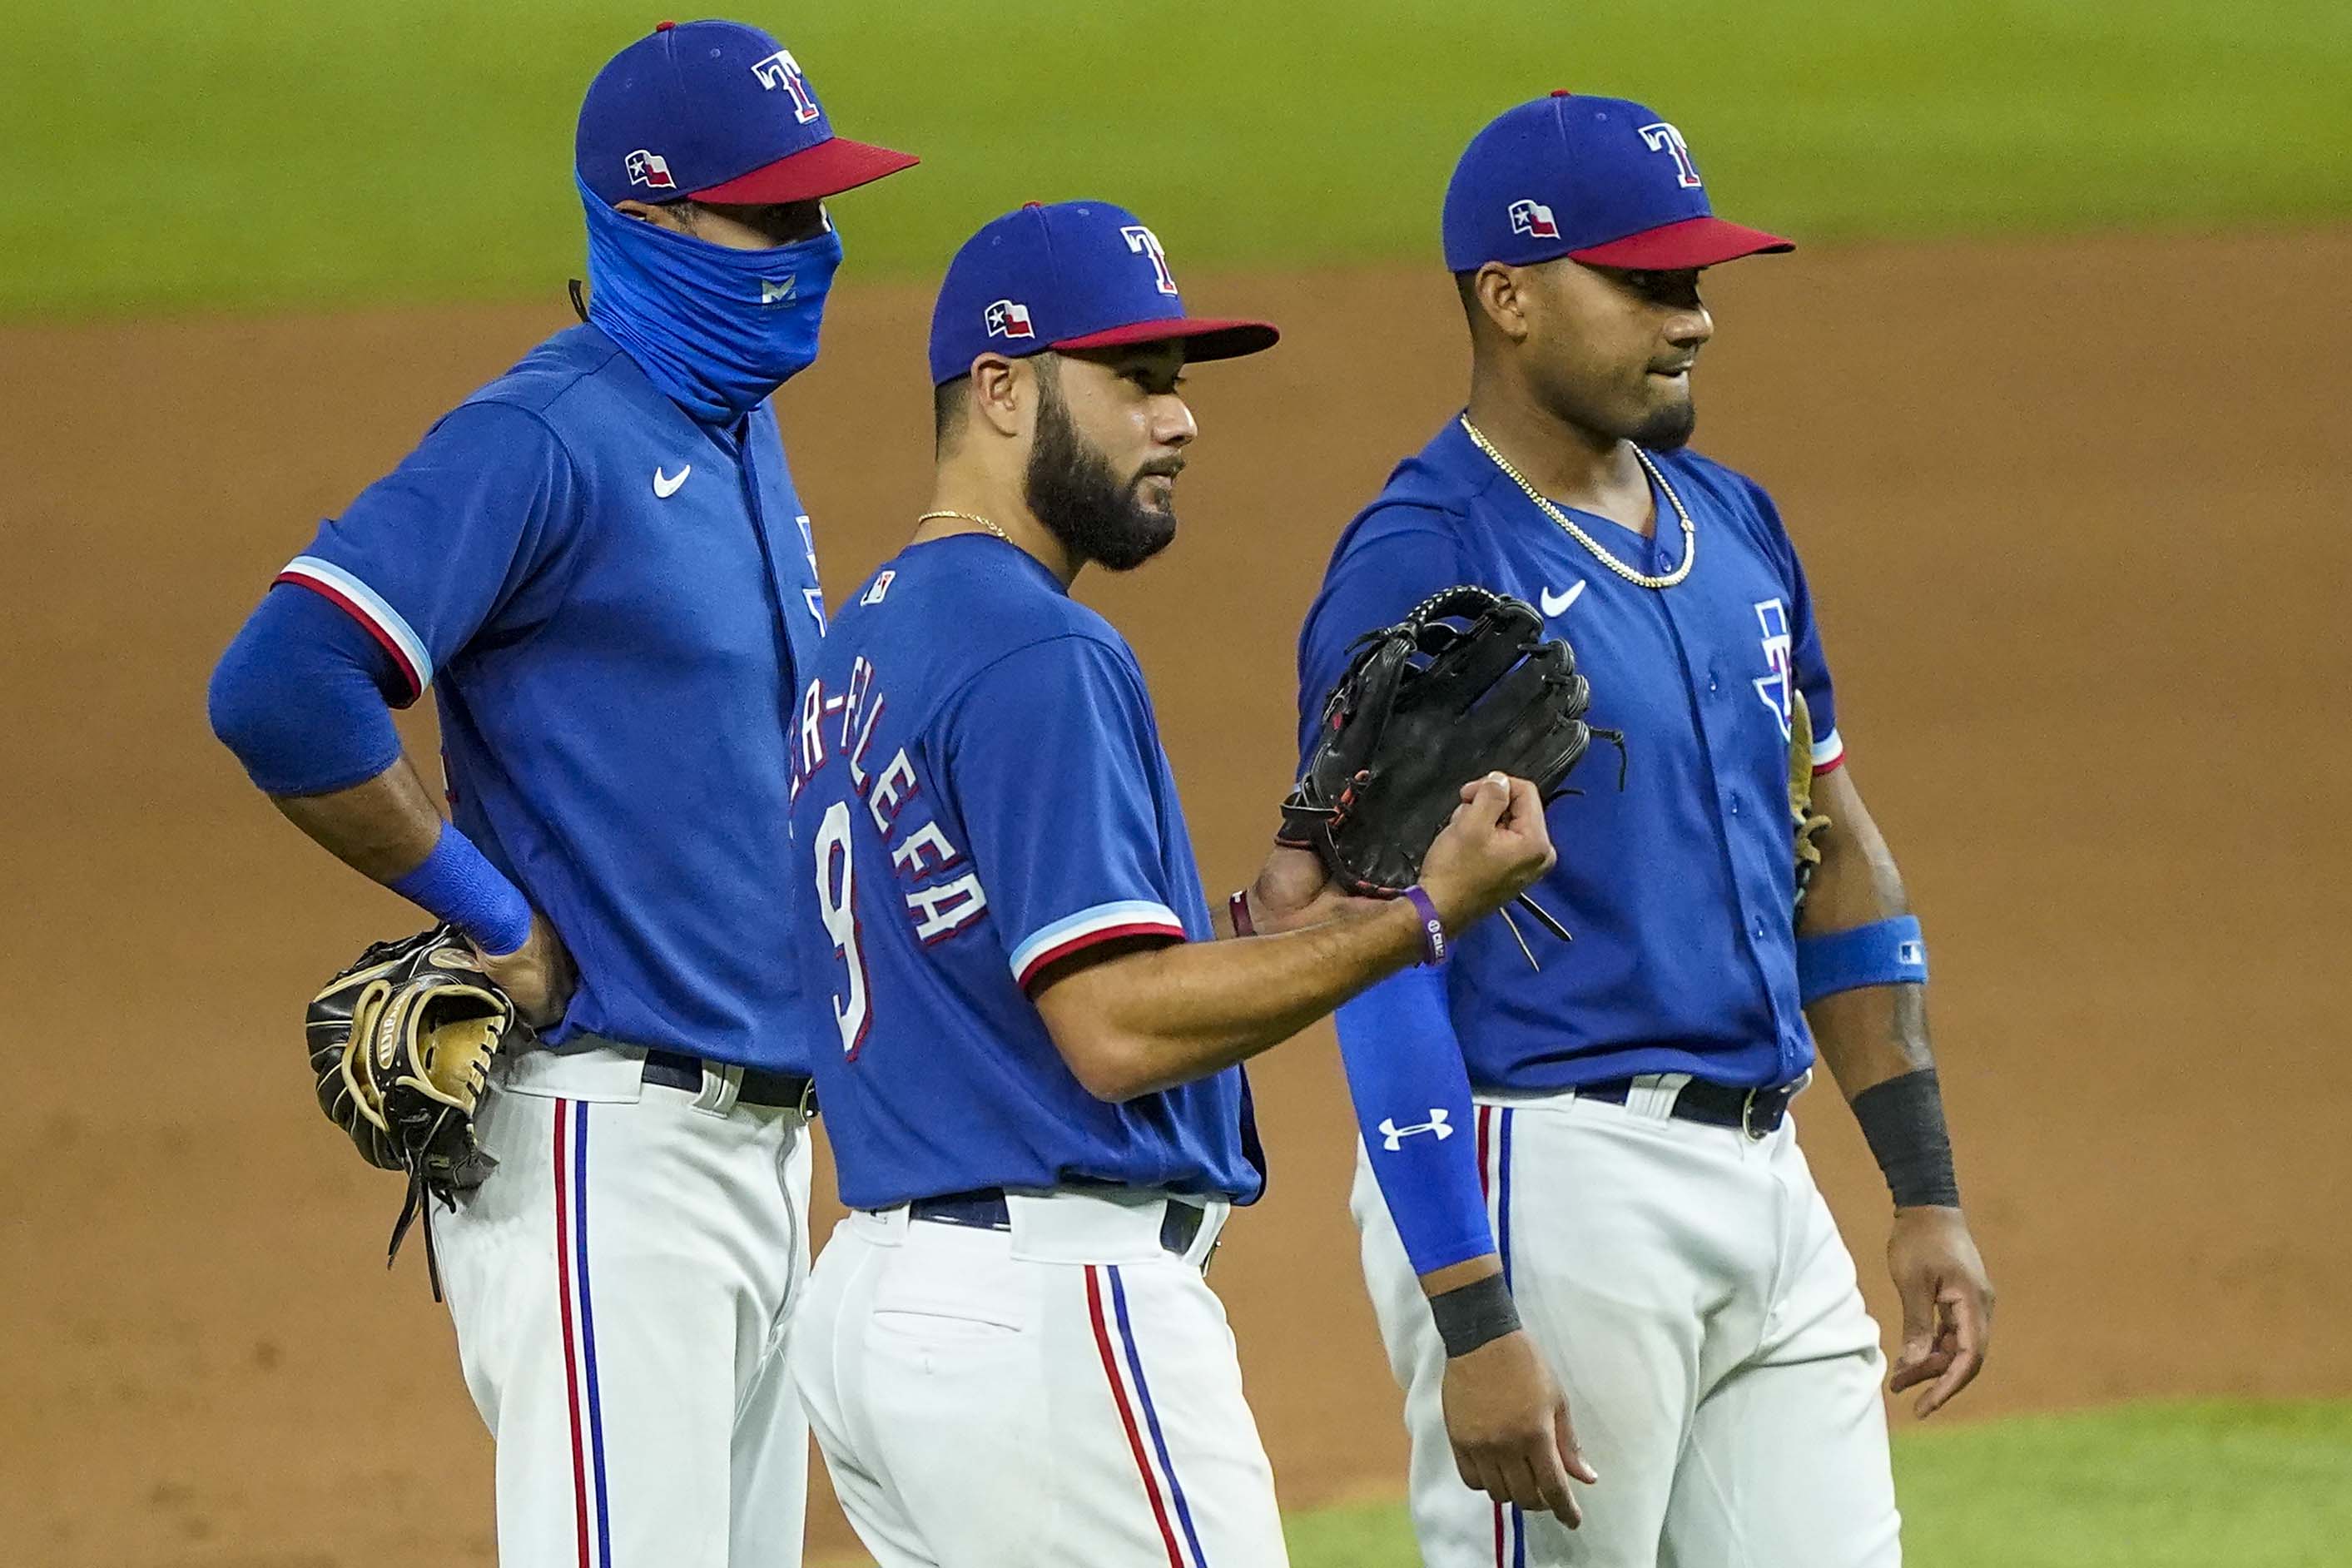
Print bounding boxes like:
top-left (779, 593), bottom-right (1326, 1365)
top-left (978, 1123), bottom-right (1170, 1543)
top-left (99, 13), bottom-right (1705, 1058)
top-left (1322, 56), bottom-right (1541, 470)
top-left (1509, 199), bottom-right (1560, 240)
top-left (625, 149), bottom-right (677, 191)
top-left (984, 299), bottom-right (1035, 340)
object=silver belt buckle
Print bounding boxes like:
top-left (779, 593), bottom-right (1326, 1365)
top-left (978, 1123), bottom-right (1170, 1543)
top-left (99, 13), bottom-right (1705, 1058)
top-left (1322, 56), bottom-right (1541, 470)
top-left (1740, 1086), bottom-right (1770, 1140)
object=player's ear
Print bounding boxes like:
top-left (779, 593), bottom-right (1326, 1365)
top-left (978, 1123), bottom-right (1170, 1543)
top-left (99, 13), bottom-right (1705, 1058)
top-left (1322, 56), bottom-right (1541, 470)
top-left (614, 198), bottom-right (697, 236)
top-left (969, 354), bottom-right (1026, 439)
top-left (1471, 262), bottom-right (1532, 345)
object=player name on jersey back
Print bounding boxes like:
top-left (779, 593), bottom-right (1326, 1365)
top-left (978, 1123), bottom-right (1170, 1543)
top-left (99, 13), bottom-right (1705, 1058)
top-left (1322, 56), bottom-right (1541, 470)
top-left (787, 536), bottom-right (1263, 1212)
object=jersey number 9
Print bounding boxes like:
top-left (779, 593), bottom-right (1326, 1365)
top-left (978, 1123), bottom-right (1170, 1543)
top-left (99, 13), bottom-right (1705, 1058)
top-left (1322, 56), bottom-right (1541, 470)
top-left (813, 801), bottom-right (872, 1054)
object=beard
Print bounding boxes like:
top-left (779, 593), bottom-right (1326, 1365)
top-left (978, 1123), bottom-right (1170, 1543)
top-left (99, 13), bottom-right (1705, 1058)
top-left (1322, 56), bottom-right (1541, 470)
top-left (1630, 392), bottom-right (1697, 451)
top-left (1627, 399), bottom-right (1703, 454)
top-left (1023, 375), bottom-right (1178, 573)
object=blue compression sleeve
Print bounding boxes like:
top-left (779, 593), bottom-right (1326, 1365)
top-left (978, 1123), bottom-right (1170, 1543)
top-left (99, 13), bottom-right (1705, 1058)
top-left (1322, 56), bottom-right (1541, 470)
top-left (392, 822), bottom-right (534, 956)
top-left (1336, 965), bottom-right (1495, 1275)
top-left (208, 582), bottom-right (406, 796)
top-left (1798, 915), bottom-right (1928, 1005)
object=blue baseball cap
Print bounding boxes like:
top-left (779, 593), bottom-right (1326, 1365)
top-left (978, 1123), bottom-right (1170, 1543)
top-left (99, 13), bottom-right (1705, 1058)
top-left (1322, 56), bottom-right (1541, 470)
top-left (577, 19), bottom-right (916, 206)
top-left (1442, 92), bottom-right (1791, 273)
top-left (927, 201), bottom-right (1279, 385)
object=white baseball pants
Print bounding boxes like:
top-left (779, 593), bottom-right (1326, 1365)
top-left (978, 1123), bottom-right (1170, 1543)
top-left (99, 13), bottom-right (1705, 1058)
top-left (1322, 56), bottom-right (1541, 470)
top-left (432, 1039), bottom-right (816, 1568)
top-left (1355, 1084), bottom-right (1900, 1568)
top-left (791, 1189), bottom-right (1291, 1567)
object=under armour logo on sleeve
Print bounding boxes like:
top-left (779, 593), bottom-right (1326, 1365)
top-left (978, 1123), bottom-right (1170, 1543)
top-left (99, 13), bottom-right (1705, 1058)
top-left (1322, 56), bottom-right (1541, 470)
top-left (1378, 1109), bottom-right (1455, 1151)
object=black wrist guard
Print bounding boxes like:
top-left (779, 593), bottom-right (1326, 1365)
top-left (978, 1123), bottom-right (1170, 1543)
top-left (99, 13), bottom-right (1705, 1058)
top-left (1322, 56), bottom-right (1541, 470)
top-left (1429, 1271), bottom-right (1521, 1359)
top-left (1851, 1068), bottom-right (1962, 1209)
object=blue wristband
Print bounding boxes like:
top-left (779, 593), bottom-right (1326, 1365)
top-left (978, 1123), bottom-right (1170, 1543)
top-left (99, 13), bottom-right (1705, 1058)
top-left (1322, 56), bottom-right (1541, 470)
top-left (1798, 915), bottom-right (1928, 1005)
top-left (390, 823), bottom-right (535, 956)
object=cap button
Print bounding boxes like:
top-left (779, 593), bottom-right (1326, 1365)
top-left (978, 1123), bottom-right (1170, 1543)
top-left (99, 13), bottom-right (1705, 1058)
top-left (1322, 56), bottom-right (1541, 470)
top-left (1550, 88), bottom-right (1573, 97)
top-left (654, 18), bottom-right (677, 30)
top-left (1022, 201), bottom-right (1043, 209)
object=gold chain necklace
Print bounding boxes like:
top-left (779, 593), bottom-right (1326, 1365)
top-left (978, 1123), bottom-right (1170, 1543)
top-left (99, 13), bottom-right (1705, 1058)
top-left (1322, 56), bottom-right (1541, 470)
top-left (916, 509), bottom-right (1010, 543)
top-left (1457, 414), bottom-right (1696, 590)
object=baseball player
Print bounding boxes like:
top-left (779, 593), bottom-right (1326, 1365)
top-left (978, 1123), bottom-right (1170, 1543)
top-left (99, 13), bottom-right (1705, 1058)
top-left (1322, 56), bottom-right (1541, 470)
top-left (204, 22), bottom-right (913, 1566)
top-left (782, 200), bottom-right (1557, 1567)
top-left (1298, 94), bottom-right (1998, 1566)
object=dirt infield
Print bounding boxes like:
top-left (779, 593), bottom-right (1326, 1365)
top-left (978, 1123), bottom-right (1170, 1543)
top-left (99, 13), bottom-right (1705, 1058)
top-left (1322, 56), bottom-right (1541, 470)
top-left (5, 230), bottom-right (2347, 1565)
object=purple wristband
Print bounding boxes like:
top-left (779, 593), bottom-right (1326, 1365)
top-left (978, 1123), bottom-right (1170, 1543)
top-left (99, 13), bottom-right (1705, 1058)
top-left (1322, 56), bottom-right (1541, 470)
top-left (1402, 885), bottom-right (1448, 967)
top-left (389, 822), bottom-right (535, 956)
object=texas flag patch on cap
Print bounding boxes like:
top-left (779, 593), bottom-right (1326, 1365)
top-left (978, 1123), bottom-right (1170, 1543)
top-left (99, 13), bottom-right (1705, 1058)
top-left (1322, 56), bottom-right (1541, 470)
top-left (1508, 199), bottom-right (1560, 240)
top-left (985, 299), bottom-right (1035, 340)
top-left (625, 149), bottom-right (677, 191)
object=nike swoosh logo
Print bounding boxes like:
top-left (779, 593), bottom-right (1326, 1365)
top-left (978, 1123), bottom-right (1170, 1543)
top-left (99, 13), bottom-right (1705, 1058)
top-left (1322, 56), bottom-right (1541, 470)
top-left (1540, 581), bottom-right (1586, 618)
top-left (653, 465), bottom-right (690, 499)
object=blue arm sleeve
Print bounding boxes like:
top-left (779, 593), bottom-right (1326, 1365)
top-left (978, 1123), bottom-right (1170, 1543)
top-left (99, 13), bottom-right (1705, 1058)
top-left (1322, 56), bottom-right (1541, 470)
top-left (1303, 504), bottom-right (1494, 1274)
top-left (1337, 965), bottom-right (1494, 1275)
top-left (207, 581), bottom-right (407, 796)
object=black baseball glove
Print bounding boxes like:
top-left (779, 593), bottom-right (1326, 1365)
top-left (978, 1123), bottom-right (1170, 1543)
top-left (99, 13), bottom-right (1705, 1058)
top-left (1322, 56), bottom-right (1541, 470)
top-left (1280, 585), bottom-right (1620, 897)
top-left (306, 925), bottom-right (523, 1293)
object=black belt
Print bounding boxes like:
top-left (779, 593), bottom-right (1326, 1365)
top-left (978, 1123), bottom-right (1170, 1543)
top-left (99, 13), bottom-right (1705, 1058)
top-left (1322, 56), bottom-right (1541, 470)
top-left (1575, 1074), bottom-right (1800, 1139)
top-left (642, 1049), bottom-right (816, 1116)
top-left (909, 1188), bottom-right (1208, 1258)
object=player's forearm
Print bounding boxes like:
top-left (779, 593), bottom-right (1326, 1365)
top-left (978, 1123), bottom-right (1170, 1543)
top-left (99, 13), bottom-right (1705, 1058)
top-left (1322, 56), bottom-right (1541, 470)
top-left (1800, 771), bottom-right (1933, 1096)
top-left (1037, 901), bottom-right (1430, 1100)
top-left (271, 760), bottom-right (538, 955)
top-left (1800, 769), bottom-right (1965, 1210)
top-left (1336, 973), bottom-right (1498, 1281)
top-left (269, 756), bottom-right (448, 882)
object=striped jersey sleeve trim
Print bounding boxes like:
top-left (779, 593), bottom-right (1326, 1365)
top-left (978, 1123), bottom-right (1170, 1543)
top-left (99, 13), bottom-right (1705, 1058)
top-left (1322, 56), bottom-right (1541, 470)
top-left (1010, 900), bottom-right (1187, 988)
top-left (1810, 726), bottom-right (1846, 774)
top-left (275, 554), bottom-right (432, 699)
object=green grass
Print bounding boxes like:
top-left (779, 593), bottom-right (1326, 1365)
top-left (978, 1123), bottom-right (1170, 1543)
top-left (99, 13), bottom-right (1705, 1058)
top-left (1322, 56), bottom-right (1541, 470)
top-left (1282, 1399), bottom-right (2352, 1567)
top-left (7, 2), bottom-right (2348, 319)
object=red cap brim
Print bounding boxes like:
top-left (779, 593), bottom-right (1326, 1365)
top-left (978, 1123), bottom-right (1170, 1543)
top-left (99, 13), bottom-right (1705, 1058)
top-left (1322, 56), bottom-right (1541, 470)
top-left (1569, 215), bottom-right (1794, 270)
top-left (1052, 316), bottom-right (1281, 362)
top-left (692, 136), bottom-right (920, 204)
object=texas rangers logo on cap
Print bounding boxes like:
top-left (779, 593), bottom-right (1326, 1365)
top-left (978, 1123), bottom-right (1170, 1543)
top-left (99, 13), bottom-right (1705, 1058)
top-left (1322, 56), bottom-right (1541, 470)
top-left (984, 299), bottom-right (1035, 340)
top-left (626, 149), bottom-right (677, 191)
top-left (1508, 199), bottom-right (1560, 240)
top-left (1119, 226), bottom-right (1179, 297)
top-left (927, 201), bottom-right (1278, 385)
top-left (1638, 122), bottom-right (1704, 188)
top-left (749, 48), bottom-right (821, 124)
top-left (577, 21), bottom-right (916, 207)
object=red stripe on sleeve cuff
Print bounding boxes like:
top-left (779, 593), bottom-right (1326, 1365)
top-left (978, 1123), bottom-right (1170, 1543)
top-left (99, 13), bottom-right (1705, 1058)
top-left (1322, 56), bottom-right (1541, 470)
top-left (274, 572), bottom-right (425, 704)
top-left (1015, 920), bottom-right (1188, 990)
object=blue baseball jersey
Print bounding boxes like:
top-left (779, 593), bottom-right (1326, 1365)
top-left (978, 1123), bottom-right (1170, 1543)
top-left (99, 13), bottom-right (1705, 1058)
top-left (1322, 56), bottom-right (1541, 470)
top-left (277, 323), bottom-right (829, 1069)
top-left (788, 534), bottom-right (1265, 1211)
top-left (1300, 419), bottom-right (1842, 1093)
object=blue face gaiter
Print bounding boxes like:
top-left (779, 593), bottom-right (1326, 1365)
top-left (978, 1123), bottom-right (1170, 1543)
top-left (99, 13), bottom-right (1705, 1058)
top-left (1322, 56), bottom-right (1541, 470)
top-left (578, 173), bottom-right (844, 424)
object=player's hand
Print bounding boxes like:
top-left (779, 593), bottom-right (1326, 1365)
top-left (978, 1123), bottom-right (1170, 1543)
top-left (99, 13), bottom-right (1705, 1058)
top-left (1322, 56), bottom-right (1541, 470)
top-left (1441, 1327), bottom-right (1597, 1528)
top-left (1241, 845), bottom-right (1388, 936)
top-left (1886, 1205), bottom-right (1994, 1417)
top-left (471, 913), bottom-right (578, 1031)
top-left (1418, 773), bottom-right (1556, 930)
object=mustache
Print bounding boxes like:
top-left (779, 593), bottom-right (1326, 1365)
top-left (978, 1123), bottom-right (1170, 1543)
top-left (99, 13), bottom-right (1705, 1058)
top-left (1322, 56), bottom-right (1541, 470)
top-left (1134, 457), bottom-right (1186, 482)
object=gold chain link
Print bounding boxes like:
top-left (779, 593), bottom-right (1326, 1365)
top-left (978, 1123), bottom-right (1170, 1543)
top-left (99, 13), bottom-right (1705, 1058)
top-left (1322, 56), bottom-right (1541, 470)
top-left (916, 509), bottom-right (1010, 543)
top-left (1457, 414), bottom-right (1696, 590)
